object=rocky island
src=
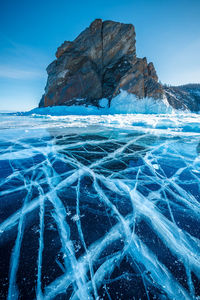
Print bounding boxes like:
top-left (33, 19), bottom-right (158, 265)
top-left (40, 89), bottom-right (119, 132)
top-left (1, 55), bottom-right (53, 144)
top-left (39, 19), bottom-right (200, 112)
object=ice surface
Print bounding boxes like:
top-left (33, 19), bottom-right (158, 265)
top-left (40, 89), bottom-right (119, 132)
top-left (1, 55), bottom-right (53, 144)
top-left (0, 112), bottom-right (200, 299)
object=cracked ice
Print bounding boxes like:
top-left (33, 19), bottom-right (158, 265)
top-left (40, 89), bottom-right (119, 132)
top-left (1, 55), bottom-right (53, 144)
top-left (0, 113), bottom-right (200, 299)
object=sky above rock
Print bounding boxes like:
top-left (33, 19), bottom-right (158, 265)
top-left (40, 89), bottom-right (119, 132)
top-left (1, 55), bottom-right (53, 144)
top-left (0, 0), bottom-right (200, 110)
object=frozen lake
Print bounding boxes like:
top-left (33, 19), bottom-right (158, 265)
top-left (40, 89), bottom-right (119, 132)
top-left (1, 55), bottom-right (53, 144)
top-left (0, 113), bottom-right (200, 299)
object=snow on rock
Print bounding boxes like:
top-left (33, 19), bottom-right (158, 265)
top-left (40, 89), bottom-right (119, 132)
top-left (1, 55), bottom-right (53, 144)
top-left (27, 91), bottom-right (174, 116)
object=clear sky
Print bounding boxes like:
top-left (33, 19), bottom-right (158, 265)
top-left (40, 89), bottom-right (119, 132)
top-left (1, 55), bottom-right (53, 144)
top-left (0, 0), bottom-right (200, 111)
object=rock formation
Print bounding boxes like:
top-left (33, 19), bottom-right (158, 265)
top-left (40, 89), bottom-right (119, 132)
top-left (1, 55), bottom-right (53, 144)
top-left (164, 84), bottom-right (200, 111)
top-left (39, 19), bottom-right (200, 112)
top-left (39, 19), bottom-right (163, 108)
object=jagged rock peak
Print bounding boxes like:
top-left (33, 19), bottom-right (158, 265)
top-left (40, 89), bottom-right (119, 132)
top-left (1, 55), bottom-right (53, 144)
top-left (39, 19), bottom-right (163, 107)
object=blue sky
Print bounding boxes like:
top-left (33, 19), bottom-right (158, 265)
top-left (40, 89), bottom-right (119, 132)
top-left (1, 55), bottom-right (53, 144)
top-left (0, 0), bottom-right (200, 111)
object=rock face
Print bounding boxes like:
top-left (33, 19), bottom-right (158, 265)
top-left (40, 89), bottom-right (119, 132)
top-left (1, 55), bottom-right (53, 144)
top-left (164, 84), bottom-right (200, 112)
top-left (39, 19), bottom-right (164, 107)
top-left (39, 19), bottom-right (200, 112)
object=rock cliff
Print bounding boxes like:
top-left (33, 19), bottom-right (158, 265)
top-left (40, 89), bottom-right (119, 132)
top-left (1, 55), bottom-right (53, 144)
top-left (164, 84), bottom-right (200, 112)
top-left (39, 19), bottom-right (199, 112)
top-left (39, 19), bottom-right (163, 108)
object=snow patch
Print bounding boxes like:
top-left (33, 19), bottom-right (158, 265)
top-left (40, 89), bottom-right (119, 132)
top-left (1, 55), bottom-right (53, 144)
top-left (58, 70), bottom-right (69, 79)
top-left (23, 91), bottom-right (175, 116)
